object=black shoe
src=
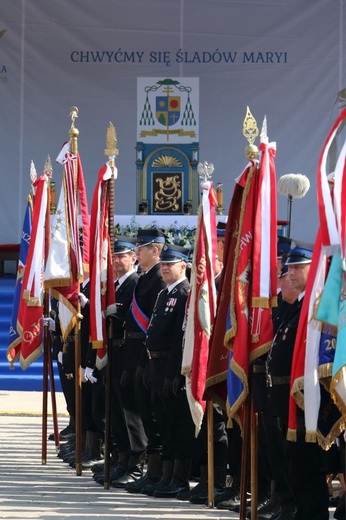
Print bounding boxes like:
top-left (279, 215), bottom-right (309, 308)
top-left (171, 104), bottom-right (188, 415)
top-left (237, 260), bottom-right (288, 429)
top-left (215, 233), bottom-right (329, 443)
top-left (140, 476), bottom-right (171, 496)
top-left (189, 486), bottom-right (224, 505)
top-left (257, 505), bottom-right (282, 520)
top-left (94, 466), bottom-right (122, 485)
top-left (217, 491), bottom-right (250, 511)
top-left (153, 477), bottom-right (189, 499)
top-left (111, 465), bottom-right (143, 488)
top-left (176, 481), bottom-right (205, 501)
top-left (214, 485), bottom-right (240, 506)
top-left (48, 425), bottom-right (75, 441)
top-left (125, 473), bottom-right (161, 493)
top-left (246, 496), bottom-right (278, 516)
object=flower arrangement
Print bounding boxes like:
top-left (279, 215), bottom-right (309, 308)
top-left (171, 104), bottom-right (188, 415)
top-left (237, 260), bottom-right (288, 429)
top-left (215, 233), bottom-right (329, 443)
top-left (114, 215), bottom-right (196, 249)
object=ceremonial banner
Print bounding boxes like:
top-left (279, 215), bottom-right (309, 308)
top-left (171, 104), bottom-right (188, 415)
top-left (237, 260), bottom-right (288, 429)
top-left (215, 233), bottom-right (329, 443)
top-left (182, 180), bottom-right (217, 436)
top-left (44, 143), bottom-right (90, 340)
top-left (17, 174), bottom-right (48, 369)
top-left (206, 137), bottom-right (277, 424)
top-left (89, 163), bottom-right (117, 370)
top-left (6, 200), bottom-right (32, 366)
top-left (205, 163), bottom-right (254, 411)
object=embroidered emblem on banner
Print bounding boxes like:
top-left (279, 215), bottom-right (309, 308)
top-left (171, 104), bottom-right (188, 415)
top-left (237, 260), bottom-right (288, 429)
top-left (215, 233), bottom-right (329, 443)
top-left (137, 77), bottom-right (199, 143)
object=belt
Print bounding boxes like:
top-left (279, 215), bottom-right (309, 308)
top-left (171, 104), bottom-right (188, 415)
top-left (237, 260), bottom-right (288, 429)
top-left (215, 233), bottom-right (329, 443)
top-left (266, 374), bottom-right (290, 387)
top-left (112, 339), bottom-right (125, 347)
top-left (252, 364), bottom-right (266, 374)
top-left (147, 349), bottom-right (168, 360)
top-left (124, 331), bottom-right (146, 340)
top-left (60, 335), bottom-right (74, 343)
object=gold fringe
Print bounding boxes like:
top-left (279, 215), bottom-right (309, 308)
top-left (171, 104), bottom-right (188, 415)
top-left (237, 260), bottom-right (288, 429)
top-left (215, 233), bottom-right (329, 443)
top-left (249, 341), bottom-right (271, 363)
top-left (330, 368), bottom-right (346, 418)
top-left (290, 376), bottom-right (305, 410)
top-left (271, 295), bottom-right (278, 307)
top-left (252, 296), bottom-right (270, 309)
top-left (318, 363), bottom-right (333, 381)
top-left (92, 340), bottom-right (104, 350)
top-left (19, 344), bottom-right (43, 371)
top-left (316, 417), bottom-right (346, 451)
top-left (205, 371), bottom-right (227, 389)
top-left (44, 277), bottom-right (73, 289)
top-left (286, 428), bottom-right (297, 442)
top-left (305, 431), bottom-right (317, 443)
top-left (321, 322), bottom-right (338, 337)
top-left (22, 289), bottom-right (30, 300)
top-left (26, 297), bottom-right (41, 307)
top-left (251, 333), bottom-right (259, 343)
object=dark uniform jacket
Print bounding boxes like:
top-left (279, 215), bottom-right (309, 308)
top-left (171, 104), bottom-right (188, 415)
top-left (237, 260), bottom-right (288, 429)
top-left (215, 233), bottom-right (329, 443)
top-left (123, 263), bottom-right (166, 371)
top-left (112, 271), bottom-right (139, 341)
top-left (145, 278), bottom-right (189, 382)
top-left (267, 294), bottom-right (303, 419)
top-left (111, 272), bottom-right (138, 378)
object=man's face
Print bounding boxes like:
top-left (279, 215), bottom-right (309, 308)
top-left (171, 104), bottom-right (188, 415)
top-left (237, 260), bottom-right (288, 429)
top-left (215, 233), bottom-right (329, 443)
top-left (217, 236), bottom-right (225, 263)
top-left (160, 261), bottom-right (186, 285)
top-left (113, 252), bottom-right (136, 278)
top-left (136, 244), bottom-right (156, 271)
top-left (287, 263), bottom-right (310, 293)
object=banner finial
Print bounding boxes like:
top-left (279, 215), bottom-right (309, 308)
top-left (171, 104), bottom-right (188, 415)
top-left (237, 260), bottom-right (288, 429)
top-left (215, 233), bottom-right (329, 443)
top-left (243, 106), bottom-right (259, 159)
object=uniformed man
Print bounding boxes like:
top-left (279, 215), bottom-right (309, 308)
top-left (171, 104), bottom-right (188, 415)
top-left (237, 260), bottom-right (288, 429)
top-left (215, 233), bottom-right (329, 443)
top-left (113, 228), bottom-right (166, 490)
top-left (264, 244), bottom-right (329, 520)
top-left (93, 236), bottom-right (147, 485)
top-left (143, 243), bottom-right (195, 499)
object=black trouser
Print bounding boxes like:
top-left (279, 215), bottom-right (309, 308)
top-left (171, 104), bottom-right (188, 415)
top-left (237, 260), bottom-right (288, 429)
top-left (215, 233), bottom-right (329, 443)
top-left (150, 379), bottom-right (195, 461)
top-left (134, 371), bottom-right (162, 454)
top-left (265, 415), bottom-right (294, 505)
top-left (193, 403), bottom-right (228, 467)
top-left (110, 346), bottom-right (147, 454)
top-left (289, 425), bottom-right (329, 520)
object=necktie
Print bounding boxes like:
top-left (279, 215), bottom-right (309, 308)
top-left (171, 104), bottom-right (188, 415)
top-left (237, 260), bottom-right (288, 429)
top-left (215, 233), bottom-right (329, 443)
top-left (115, 280), bottom-right (120, 291)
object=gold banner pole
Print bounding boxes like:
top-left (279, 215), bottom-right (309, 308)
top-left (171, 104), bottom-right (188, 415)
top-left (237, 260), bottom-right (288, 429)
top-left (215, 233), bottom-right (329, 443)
top-left (239, 107), bottom-right (259, 520)
top-left (69, 107), bottom-right (83, 477)
top-left (44, 156), bottom-right (61, 456)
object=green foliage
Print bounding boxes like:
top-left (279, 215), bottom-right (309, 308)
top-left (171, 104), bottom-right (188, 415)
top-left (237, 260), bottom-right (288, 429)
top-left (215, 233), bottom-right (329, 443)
top-left (114, 215), bottom-right (196, 248)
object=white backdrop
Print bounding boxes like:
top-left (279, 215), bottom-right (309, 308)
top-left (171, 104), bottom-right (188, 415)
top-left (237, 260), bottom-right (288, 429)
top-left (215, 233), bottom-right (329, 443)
top-left (0, 0), bottom-right (345, 243)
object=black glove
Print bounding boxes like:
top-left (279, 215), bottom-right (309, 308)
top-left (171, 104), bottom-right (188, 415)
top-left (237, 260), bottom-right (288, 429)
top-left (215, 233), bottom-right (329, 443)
top-left (173, 375), bottom-right (185, 397)
top-left (120, 370), bottom-right (133, 389)
top-left (163, 378), bottom-right (174, 399)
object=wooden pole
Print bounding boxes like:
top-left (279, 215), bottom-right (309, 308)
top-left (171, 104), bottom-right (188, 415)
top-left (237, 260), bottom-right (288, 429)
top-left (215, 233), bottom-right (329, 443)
top-left (239, 391), bottom-right (251, 519)
top-left (69, 107), bottom-right (83, 477)
top-left (207, 399), bottom-right (215, 508)
top-left (250, 397), bottom-right (258, 520)
top-left (42, 162), bottom-right (56, 463)
top-left (103, 122), bottom-right (118, 489)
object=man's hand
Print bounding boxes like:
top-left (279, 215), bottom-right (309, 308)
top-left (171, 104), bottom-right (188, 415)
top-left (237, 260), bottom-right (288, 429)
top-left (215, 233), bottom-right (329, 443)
top-left (84, 366), bottom-right (97, 383)
top-left (42, 317), bottom-right (56, 331)
top-left (78, 292), bottom-right (89, 308)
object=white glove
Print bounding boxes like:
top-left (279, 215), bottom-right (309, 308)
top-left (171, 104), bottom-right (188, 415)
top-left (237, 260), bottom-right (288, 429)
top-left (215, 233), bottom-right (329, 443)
top-left (57, 351), bottom-right (63, 364)
top-left (81, 368), bottom-right (88, 383)
top-left (42, 317), bottom-right (56, 331)
top-left (78, 292), bottom-right (89, 308)
top-left (84, 366), bottom-right (97, 383)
